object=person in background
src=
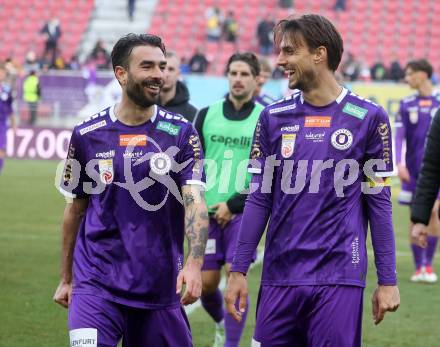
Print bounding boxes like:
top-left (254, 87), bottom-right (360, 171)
top-left (254, 57), bottom-right (276, 107)
top-left (22, 70), bottom-right (41, 126)
top-left (158, 51), bottom-right (198, 122)
top-left (0, 64), bottom-right (16, 175)
top-left (395, 59), bottom-right (440, 283)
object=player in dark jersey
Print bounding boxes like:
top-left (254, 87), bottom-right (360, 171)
top-left (225, 15), bottom-right (400, 347)
top-left (0, 64), bottom-right (15, 175)
top-left (395, 59), bottom-right (440, 283)
top-left (53, 34), bottom-right (208, 347)
top-left (254, 56), bottom-right (276, 107)
top-left (195, 52), bottom-right (263, 347)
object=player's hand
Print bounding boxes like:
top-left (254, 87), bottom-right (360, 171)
top-left (411, 223), bottom-right (428, 248)
top-left (210, 202), bottom-right (233, 228)
top-left (397, 164), bottom-right (410, 183)
top-left (372, 285), bottom-right (400, 325)
top-left (176, 259), bottom-right (203, 306)
top-left (224, 272), bottom-right (248, 323)
top-left (53, 281), bottom-right (72, 308)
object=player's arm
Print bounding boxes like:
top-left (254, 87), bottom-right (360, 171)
top-left (364, 108), bottom-right (400, 325)
top-left (54, 128), bottom-right (88, 308)
top-left (225, 112), bottom-right (273, 322)
top-left (177, 184), bottom-right (209, 305)
top-left (395, 102), bottom-right (409, 183)
top-left (53, 198), bottom-right (88, 308)
top-left (411, 110), bottom-right (440, 246)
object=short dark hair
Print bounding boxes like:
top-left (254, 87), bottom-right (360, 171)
top-left (405, 59), bottom-right (433, 78)
top-left (274, 14), bottom-right (344, 71)
top-left (111, 33), bottom-right (166, 71)
top-left (226, 52), bottom-right (260, 77)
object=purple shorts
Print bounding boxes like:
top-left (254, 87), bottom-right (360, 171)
top-left (0, 122), bottom-right (6, 150)
top-left (202, 214), bottom-right (256, 271)
top-left (69, 294), bottom-right (192, 347)
top-left (252, 285), bottom-right (364, 347)
top-left (399, 180), bottom-right (440, 205)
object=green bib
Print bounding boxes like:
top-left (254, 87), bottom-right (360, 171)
top-left (202, 100), bottom-right (263, 208)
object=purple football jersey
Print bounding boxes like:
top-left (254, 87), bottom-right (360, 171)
top-left (248, 88), bottom-right (394, 287)
top-left (59, 105), bottom-right (205, 309)
top-left (395, 92), bottom-right (440, 178)
top-left (0, 83), bottom-right (13, 124)
top-left (255, 93), bottom-right (276, 107)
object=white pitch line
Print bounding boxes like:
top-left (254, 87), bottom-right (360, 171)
top-left (185, 251), bottom-right (265, 315)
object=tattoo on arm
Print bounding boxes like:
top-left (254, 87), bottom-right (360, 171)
top-left (183, 186), bottom-right (209, 260)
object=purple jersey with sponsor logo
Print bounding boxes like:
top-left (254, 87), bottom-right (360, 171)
top-left (395, 92), bottom-right (440, 178)
top-left (59, 105), bottom-right (205, 309)
top-left (0, 83), bottom-right (13, 124)
top-left (249, 88), bottom-right (394, 287)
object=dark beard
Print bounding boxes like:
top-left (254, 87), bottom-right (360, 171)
top-left (126, 76), bottom-right (161, 108)
top-left (293, 69), bottom-right (318, 92)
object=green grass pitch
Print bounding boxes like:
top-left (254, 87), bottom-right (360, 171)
top-left (0, 159), bottom-right (439, 347)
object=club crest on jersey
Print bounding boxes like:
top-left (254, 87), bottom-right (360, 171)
top-left (409, 109), bottom-right (418, 124)
top-left (150, 152), bottom-right (172, 175)
top-left (281, 133), bottom-right (296, 158)
top-left (331, 129), bottom-right (353, 150)
top-left (98, 159), bottom-right (114, 184)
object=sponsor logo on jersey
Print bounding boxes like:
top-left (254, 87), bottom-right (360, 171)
top-left (95, 150), bottom-right (115, 159)
top-left (377, 123), bottom-right (391, 164)
top-left (419, 99), bottom-right (432, 107)
top-left (281, 133), bottom-right (296, 158)
top-left (408, 107), bottom-right (418, 124)
top-left (342, 102), bottom-right (368, 120)
top-left (156, 121), bottom-right (181, 136)
top-left (98, 159), bottom-right (114, 184)
top-left (64, 144), bottom-right (75, 183)
top-left (123, 150), bottom-right (144, 160)
top-left (69, 328), bottom-right (97, 347)
top-left (305, 132), bottom-right (325, 143)
top-left (189, 134), bottom-right (202, 174)
top-left (269, 103), bottom-right (296, 114)
top-left (79, 120), bottom-right (107, 135)
top-left (210, 135), bottom-right (252, 148)
top-left (119, 134), bottom-right (147, 146)
top-left (331, 129), bottom-right (353, 150)
top-left (205, 239), bottom-right (216, 254)
top-left (150, 152), bottom-right (172, 175)
top-left (304, 116), bottom-right (331, 128)
top-left (280, 125), bottom-right (300, 132)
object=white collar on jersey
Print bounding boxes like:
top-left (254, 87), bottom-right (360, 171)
top-left (110, 104), bottom-right (157, 123)
top-left (300, 87), bottom-right (348, 105)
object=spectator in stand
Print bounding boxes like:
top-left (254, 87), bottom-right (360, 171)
top-left (341, 52), bottom-right (360, 81)
top-left (223, 10), bottom-right (239, 43)
top-left (334, 0), bottom-right (347, 11)
top-left (67, 55), bottom-right (81, 70)
top-left (389, 56), bottom-right (404, 82)
top-left (206, 7), bottom-right (223, 41)
top-left (89, 40), bottom-right (111, 70)
top-left (180, 57), bottom-right (191, 75)
top-left (189, 48), bottom-right (209, 73)
top-left (278, 0), bottom-right (293, 8)
top-left (41, 17), bottom-right (62, 67)
top-left (257, 15), bottom-right (275, 55)
top-left (24, 51), bottom-right (40, 74)
top-left (128, 0), bottom-right (136, 21)
top-left (371, 59), bottom-right (388, 81)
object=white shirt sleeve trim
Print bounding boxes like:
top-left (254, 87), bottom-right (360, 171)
top-left (185, 180), bottom-right (206, 188)
top-left (59, 186), bottom-right (77, 199)
top-left (248, 167), bottom-right (262, 174)
top-left (374, 171), bottom-right (396, 177)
